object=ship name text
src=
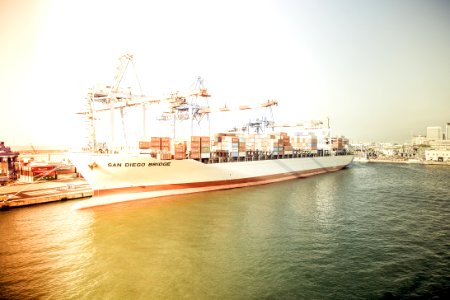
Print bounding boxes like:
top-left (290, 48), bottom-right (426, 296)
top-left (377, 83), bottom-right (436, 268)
top-left (107, 162), bottom-right (172, 167)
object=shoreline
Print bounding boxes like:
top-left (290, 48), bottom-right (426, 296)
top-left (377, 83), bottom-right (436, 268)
top-left (354, 158), bottom-right (450, 166)
top-left (0, 178), bottom-right (92, 209)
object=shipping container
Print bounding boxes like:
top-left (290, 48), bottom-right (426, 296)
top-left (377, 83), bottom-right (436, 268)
top-left (190, 153), bottom-right (200, 159)
top-left (139, 141), bottom-right (151, 149)
top-left (174, 153), bottom-right (185, 160)
top-left (201, 147), bottom-right (211, 153)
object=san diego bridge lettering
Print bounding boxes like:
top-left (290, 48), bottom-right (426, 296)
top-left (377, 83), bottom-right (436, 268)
top-left (107, 162), bottom-right (171, 167)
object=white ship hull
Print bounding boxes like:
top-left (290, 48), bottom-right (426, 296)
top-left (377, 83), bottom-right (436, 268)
top-left (69, 153), bottom-right (353, 209)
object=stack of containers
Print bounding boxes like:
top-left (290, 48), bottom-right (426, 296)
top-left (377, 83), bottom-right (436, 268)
top-left (309, 134), bottom-right (318, 151)
top-left (291, 133), bottom-right (318, 151)
top-left (200, 136), bottom-right (211, 159)
top-left (151, 137), bottom-right (161, 153)
top-left (245, 134), bottom-right (255, 151)
top-left (160, 137), bottom-right (172, 160)
top-left (238, 136), bottom-right (246, 157)
top-left (161, 137), bottom-right (171, 153)
top-left (211, 133), bottom-right (227, 157)
top-left (190, 136), bottom-right (201, 159)
top-left (221, 135), bottom-right (239, 158)
top-left (332, 137), bottom-right (344, 150)
top-left (138, 138), bottom-right (151, 149)
top-left (231, 136), bottom-right (239, 158)
top-left (266, 133), bottom-right (282, 155)
top-left (174, 141), bottom-right (187, 160)
top-left (281, 132), bottom-right (293, 155)
top-left (255, 135), bottom-right (267, 152)
top-left (150, 137), bottom-right (172, 159)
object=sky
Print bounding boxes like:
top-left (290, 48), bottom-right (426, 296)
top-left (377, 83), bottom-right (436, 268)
top-left (1, 0), bottom-right (449, 147)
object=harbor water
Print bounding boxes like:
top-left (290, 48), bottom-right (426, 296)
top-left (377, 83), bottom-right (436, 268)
top-left (0, 163), bottom-right (449, 299)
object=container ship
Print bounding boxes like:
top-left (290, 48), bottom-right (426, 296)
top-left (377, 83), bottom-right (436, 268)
top-left (69, 55), bottom-right (353, 209)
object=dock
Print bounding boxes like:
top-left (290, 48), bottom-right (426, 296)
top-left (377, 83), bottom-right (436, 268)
top-left (0, 178), bottom-right (92, 209)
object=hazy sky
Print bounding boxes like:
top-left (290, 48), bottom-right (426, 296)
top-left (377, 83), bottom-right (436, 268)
top-left (1, 0), bottom-right (449, 146)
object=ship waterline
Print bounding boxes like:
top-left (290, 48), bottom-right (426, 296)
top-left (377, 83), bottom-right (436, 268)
top-left (69, 153), bottom-right (353, 209)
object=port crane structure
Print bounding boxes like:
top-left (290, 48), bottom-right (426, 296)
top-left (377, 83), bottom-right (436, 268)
top-left (80, 54), bottom-right (280, 151)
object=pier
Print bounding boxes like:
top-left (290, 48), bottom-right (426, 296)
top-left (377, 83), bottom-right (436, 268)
top-left (0, 178), bottom-right (92, 209)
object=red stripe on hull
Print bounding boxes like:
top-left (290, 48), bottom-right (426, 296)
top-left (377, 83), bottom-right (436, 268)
top-left (95, 165), bottom-right (345, 197)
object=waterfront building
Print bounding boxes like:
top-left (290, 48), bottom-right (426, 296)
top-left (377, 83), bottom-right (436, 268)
top-left (429, 140), bottom-right (450, 150)
top-left (426, 126), bottom-right (443, 141)
top-left (425, 149), bottom-right (450, 162)
top-left (0, 141), bottom-right (20, 184)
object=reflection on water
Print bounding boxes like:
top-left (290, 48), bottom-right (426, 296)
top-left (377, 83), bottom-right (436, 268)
top-left (0, 163), bottom-right (449, 299)
top-left (0, 202), bottom-right (95, 299)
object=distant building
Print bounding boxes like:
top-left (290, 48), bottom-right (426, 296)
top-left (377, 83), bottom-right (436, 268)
top-left (411, 135), bottom-right (428, 145)
top-left (446, 122), bottom-right (450, 140)
top-left (426, 126), bottom-right (442, 141)
top-left (425, 149), bottom-right (450, 162)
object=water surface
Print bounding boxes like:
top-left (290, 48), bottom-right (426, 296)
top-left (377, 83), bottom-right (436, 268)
top-left (1, 163), bottom-right (449, 299)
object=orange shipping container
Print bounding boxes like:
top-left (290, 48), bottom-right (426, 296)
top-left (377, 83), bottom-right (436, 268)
top-left (139, 141), bottom-right (151, 149)
top-left (174, 153), bottom-right (185, 160)
top-left (190, 141), bottom-right (200, 148)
